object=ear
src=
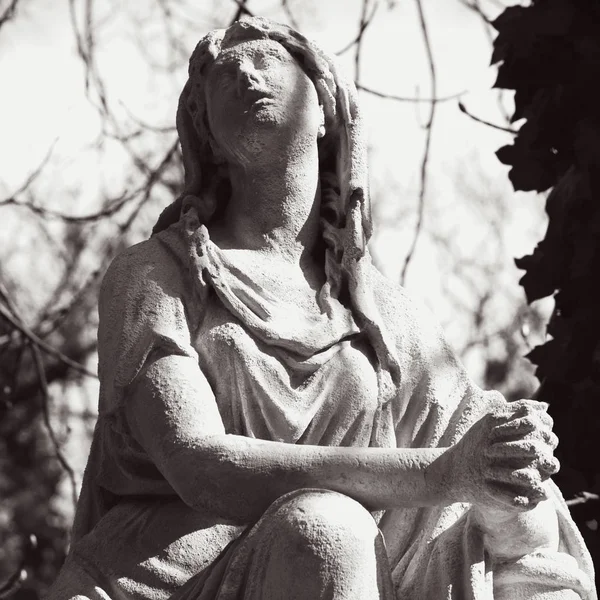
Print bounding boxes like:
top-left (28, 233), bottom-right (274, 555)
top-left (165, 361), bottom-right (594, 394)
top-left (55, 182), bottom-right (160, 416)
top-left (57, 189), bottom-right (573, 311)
top-left (317, 104), bottom-right (326, 139)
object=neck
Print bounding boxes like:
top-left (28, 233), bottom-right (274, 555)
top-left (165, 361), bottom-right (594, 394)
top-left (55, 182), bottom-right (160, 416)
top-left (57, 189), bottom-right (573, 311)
top-left (212, 136), bottom-right (321, 266)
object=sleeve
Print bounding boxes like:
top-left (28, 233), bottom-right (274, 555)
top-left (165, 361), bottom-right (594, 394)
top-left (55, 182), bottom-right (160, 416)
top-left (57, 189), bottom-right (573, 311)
top-left (367, 267), bottom-right (596, 599)
top-left (97, 236), bottom-right (201, 417)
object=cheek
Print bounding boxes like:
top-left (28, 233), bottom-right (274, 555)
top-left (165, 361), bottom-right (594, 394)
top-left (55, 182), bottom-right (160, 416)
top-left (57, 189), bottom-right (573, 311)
top-left (207, 95), bottom-right (240, 145)
top-left (292, 76), bottom-right (322, 129)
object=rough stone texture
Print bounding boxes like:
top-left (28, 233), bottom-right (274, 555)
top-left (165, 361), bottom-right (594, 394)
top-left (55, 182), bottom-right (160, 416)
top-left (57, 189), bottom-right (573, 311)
top-left (47, 17), bottom-right (596, 600)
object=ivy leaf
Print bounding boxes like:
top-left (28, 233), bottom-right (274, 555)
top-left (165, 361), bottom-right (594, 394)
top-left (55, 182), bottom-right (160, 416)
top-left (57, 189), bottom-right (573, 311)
top-left (512, 86), bottom-right (539, 123)
top-left (515, 245), bottom-right (562, 302)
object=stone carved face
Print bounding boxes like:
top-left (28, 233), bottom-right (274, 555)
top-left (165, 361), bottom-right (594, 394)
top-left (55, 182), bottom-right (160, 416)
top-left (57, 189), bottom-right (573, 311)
top-left (203, 39), bottom-right (325, 166)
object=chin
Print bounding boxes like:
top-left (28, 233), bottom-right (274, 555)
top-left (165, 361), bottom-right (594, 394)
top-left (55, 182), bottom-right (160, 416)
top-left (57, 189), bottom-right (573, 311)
top-left (249, 105), bottom-right (284, 125)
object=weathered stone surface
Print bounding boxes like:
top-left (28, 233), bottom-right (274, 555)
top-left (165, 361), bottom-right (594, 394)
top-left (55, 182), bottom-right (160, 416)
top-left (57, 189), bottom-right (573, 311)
top-left (48, 17), bottom-right (596, 600)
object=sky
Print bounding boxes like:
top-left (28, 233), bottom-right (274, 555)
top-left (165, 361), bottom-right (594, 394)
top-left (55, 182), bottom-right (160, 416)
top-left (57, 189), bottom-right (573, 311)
top-left (0, 0), bottom-right (554, 518)
top-left (0, 0), bottom-right (548, 371)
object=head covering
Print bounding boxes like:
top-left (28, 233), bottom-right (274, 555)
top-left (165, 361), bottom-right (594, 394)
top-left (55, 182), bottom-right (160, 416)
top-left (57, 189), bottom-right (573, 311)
top-left (152, 16), bottom-right (402, 412)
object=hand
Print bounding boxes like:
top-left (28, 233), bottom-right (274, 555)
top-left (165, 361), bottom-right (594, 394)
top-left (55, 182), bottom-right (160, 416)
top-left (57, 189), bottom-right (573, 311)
top-left (443, 400), bottom-right (560, 514)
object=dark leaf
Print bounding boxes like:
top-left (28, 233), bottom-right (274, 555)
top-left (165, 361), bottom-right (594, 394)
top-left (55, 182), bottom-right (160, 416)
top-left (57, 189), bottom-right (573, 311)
top-left (496, 145), bottom-right (515, 166)
top-left (491, 6), bottom-right (526, 32)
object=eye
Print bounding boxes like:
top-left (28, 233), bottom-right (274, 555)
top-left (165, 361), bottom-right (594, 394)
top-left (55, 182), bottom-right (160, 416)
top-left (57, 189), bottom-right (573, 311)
top-left (256, 53), bottom-right (279, 70)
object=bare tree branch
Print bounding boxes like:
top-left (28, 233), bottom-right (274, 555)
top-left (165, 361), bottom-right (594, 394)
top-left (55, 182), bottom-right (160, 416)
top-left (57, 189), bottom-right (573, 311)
top-left (231, 0), bottom-right (254, 22)
top-left (0, 535), bottom-right (36, 600)
top-left (118, 100), bottom-right (177, 133)
top-left (0, 141), bottom-right (57, 204)
top-left (281, 0), bottom-right (299, 29)
top-left (357, 83), bottom-right (464, 103)
top-left (459, 0), bottom-right (492, 24)
top-left (154, 0), bottom-right (190, 69)
top-left (335, 0), bottom-right (379, 56)
top-left (30, 343), bottom-right (79, 511)
top-left (458, 0), bottom-right (512, 123)
top-left (0, 304), bottom-right (97, 378)
top-left (0, 0), bottom-right (19, 31)
top-left (0, 187), bottom-right (143, 223)
top-left (401, 0), bottom-right (437, 285)
top-left (356, 0), bottom-right (371, 82)
top-left (458, 101), bottom-right (518, 133)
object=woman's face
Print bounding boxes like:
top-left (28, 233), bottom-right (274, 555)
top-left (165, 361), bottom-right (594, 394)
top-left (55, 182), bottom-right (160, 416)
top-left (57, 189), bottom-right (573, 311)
top-left (203, 39), bottom-right (323, 165)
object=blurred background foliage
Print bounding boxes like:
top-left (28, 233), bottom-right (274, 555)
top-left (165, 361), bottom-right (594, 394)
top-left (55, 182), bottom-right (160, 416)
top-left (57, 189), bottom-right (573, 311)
top-left (1, 0), bottom-right (596, 597)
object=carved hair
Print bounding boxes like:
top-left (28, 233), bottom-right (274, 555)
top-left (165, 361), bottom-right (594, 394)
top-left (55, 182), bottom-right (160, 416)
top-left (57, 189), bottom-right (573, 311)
top-left (153, 17), bottom-right (367, 299)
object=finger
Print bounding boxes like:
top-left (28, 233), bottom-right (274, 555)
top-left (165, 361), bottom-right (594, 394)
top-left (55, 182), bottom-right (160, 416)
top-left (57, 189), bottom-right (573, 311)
top-left (511, 399), bottom-right (549, 414)
top-left (483, 480), bottom-right (546, 510)
top-left (509, 401), bottom-right (553, 426)
top-left (493, 426), bottom-right (558, 450)
top-left (491, 416), bottom-right (555, 442)
top-left (486, 440), bottom-right (544, 463)
top-left (534, 454), bottom-right (560, 478)
top-left (489, 431), bottom-right (558, 455)
top-left (490, 466), bottom-right (545, 489)
top-left (491, 416), bottom-right (537, 439)
top-left (486, 443), bottom-right (560, 479)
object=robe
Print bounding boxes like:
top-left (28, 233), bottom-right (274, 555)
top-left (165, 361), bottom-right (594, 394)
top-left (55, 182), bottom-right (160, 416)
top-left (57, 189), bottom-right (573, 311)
top-left (50, 218), bottom-right (596, 600)
top-left (48, 218), bottom-right (595, 600)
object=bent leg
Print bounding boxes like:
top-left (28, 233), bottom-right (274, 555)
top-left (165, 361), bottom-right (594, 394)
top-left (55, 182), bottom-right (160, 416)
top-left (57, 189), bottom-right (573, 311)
top-left (193, 489), bottom-right (394, 600)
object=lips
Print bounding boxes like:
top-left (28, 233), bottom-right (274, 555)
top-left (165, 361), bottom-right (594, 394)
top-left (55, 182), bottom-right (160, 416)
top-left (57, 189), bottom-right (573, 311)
top-left (244, 87), bottom-right (272, 103)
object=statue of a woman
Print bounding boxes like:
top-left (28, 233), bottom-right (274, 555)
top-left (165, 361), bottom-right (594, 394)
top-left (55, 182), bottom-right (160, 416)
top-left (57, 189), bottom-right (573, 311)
top-left (49, 17), bottom-right (595, 600)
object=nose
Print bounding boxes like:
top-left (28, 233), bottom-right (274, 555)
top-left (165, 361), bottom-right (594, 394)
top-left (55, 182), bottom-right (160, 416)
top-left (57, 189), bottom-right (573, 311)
top-left (237, 60), bottom-right (263, 95)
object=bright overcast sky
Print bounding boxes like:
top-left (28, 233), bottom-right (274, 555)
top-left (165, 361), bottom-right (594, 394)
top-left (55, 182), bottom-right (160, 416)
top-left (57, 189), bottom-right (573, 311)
top-left (0, 0), bottom-right (547, 377)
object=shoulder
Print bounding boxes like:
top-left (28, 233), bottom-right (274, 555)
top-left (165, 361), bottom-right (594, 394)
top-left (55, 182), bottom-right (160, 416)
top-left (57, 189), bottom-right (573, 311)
top-left (97, 226), bottom-right (202, 388)
top-left (365, 262), bottom-right (445, 350)
top-left (100, 225), bottom-right (194, 308)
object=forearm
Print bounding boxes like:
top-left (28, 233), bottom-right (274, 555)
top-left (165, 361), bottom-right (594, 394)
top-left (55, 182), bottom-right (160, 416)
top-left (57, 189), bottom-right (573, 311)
top-left (127, 355), bottom-right (450, 522)
top-left (163, 434), bottom-right (448, 521)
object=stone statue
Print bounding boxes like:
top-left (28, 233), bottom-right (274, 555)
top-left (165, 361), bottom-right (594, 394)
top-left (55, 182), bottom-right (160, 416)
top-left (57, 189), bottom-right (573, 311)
top-left (48, 17), bottom-right (596, 600)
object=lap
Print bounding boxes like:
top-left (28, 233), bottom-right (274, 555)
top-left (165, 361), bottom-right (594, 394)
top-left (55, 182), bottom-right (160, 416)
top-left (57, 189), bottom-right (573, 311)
top-left (48, 491), bottom-right (390, 600)
top-left (48, 498), bottom-right (244, 600)
top-left (174, 489), bottom-right (394, 600)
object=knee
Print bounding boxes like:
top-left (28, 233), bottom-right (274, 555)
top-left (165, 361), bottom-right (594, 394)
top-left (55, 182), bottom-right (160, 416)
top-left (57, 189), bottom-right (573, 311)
top-left (266, 489), bottom-right (379, 555)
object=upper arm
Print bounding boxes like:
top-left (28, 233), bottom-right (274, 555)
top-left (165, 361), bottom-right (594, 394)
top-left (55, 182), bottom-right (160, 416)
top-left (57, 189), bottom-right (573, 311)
top-left (125, 353), bottom-right (225, 477)
top-left (98, 238), bottom-right (225, 484)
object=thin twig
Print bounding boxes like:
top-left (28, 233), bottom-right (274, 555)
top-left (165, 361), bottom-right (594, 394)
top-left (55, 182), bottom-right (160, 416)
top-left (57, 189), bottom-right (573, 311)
top-left (0, 0), bottom-right (19, 30)
top-left (0, 141), bottom-right (57, 205)
top-left (458, 101), bottom-right (518, 133)
top-left (566, 492), bottom-right (599, 507)
top-left (335, 0), bottom-right (379, 56)
top-left (281, 0), bottom-right (299, 29)
top-left (0, 304), bottom-right (97, 378)
top-left (231, 0), bottom-right (254, 22)
top-left (355, 0), bottom-right (371, 82)
top-left (459, 0), bottom-right (512, 123)
top-left (0, 535), bottom-right (36, 600)
top-left (118, 100), bottom-right (177, 133)
top-left (459, 0), bottom-right (491, 24)
top-left (118, 137), bottom-right (180, 234)
top-left (155, 0), bottom-right (190, 69)
top-left (68, 0), bottom-right (110, 115)
top-left (36, 263), bottom-right (106, 338)
top-left (0, 279), bottom-right (20, 319)
top-left (357, 83), bottom-right (464, 103)
top-left (30, 343), bottom-right (79, 512)
top-left (0, 187), bottom-right (141, 223)
top-left (401, 0), bottom-right (437, 285)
